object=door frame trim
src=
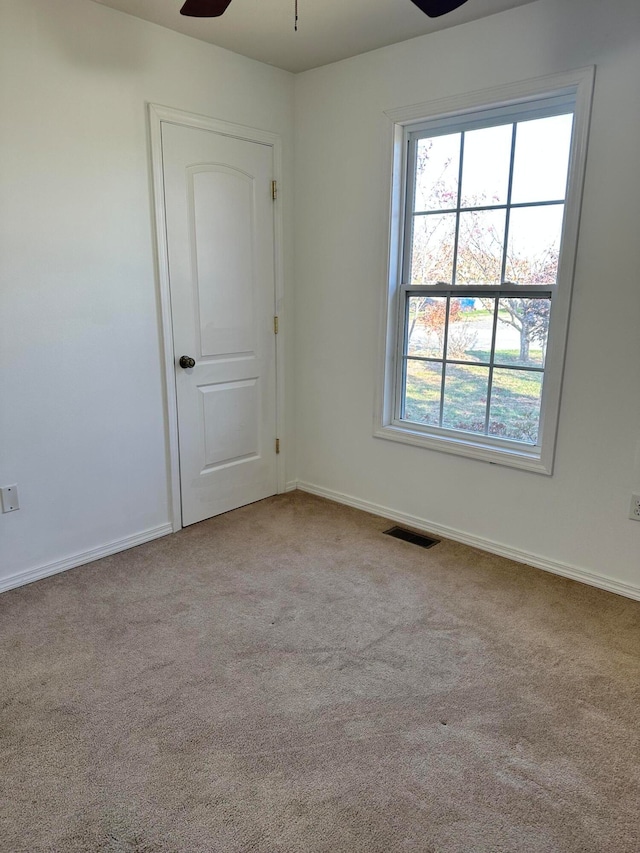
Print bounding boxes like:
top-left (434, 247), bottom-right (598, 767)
top-left (148, 103), bottom-right (286, 531)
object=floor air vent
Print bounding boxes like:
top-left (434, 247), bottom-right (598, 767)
top-left (383, 526), bottom-right (440, 549)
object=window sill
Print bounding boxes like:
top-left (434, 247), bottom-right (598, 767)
top-left (373, 421), bottom-right (552, 474)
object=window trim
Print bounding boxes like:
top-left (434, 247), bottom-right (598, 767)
top-left (375, 68), bottom-right (595, 475)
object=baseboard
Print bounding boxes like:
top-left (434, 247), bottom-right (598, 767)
top-left (4, 490), bottom-right (637, 603)
top-left (295, 481), bottom-right (640, 603)
top-left (0, 524), bottom-right (174, 595)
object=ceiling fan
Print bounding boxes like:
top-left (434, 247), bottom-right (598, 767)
top-left (180, 0), bottom-right (470, 20)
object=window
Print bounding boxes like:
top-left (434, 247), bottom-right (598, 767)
top-left (377, 70), bottom-right (594, 473)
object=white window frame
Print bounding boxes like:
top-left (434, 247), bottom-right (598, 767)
top-left (375, 68), bottom-right (595, 474)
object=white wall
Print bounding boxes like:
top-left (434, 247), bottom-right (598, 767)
top-left (0, 0), bottom-right (294, 587)
top-left (294, 0), bottom-right (640, 595)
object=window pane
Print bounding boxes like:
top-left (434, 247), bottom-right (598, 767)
top-left (442, 364), bottom-right (489, 434)
top-left (415, 134), bottom-right (461, 212)
top-left (407, 296), bottom-right (447, 358)
top-left (404, 360), bottom-right (442, 426)
top-left (460, 124), bottom-right (513, 208)
top-left (410, 213), bottom-right (456, 284)
top-left (489, 368), bottom-right (543, 444)
top-left (456, 209), bottom-right (506, 284)
top-left (505, 205), bottom-right (563, 284)
top-left (511, 114), bottom-right (574, 204)
top-left (446, 298), bottom-right (495, 363)
top-left (495, 298), bottom-right (550, 367)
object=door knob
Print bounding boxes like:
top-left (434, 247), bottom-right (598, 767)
top-left (179, 355), bottom-right (196, 369)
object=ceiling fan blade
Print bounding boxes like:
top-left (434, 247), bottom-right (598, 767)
top-left (180, 0), bottom-right (233, 16)
top-left (410, 0), bottom-right (470, 18)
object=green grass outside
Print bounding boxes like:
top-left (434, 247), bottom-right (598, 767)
top-left (467, 348), bottom-right (544, 367)
top-left (404, 355), bottom-right (543, 443)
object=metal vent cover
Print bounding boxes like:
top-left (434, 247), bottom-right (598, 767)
top-left (383, 526), bottom-right (440, 549)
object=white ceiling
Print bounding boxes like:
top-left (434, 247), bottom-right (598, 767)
top-left (90, 0), bottom-right (538, 73)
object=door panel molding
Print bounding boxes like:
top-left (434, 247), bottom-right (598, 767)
top-left (148, 103), bottom-right (286, 530)
top-left (188, 164), bottom-right (257, 360)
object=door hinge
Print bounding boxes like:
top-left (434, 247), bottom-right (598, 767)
top-left (275, 438), bottom-right (281, 454)
top-left (271, 180), bottom-right (278, 201)
top-left (274, 316), bottom-right (279, 335)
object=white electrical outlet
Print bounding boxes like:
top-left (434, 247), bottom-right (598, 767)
top-left (1, 484), bottom-right (19, 513)
top-left (629, 494), bottom-right (640, 521)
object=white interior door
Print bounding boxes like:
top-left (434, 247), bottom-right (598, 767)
top-left (161, 121), bottom-right (278, 526)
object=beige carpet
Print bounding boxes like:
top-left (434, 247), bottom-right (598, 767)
top-left (1, 491), bottom-right (639, 853)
